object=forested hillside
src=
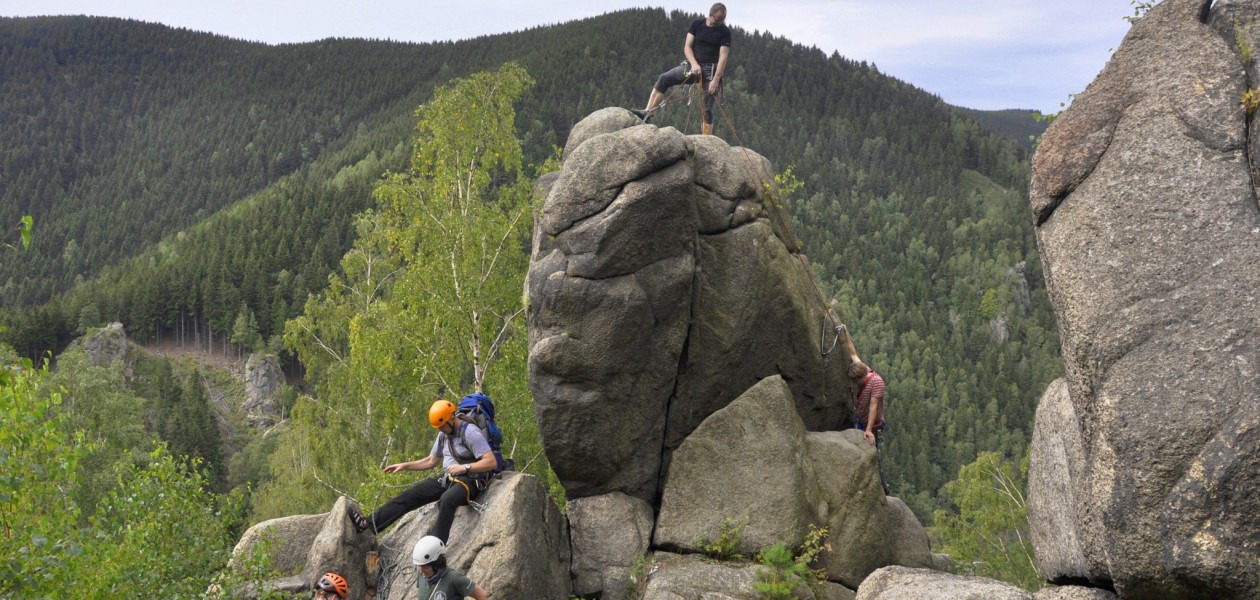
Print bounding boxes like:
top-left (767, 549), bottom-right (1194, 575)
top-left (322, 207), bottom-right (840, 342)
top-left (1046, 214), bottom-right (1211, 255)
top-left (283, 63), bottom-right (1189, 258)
top-left (0, 10), bottom-right (1060, 521)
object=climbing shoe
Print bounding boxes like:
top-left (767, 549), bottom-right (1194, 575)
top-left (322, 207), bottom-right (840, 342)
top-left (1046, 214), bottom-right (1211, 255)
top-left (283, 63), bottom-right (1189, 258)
top-left (347, 505), bottom-right (370, 534)
top-left (629, 108), bottom-right (652, 124)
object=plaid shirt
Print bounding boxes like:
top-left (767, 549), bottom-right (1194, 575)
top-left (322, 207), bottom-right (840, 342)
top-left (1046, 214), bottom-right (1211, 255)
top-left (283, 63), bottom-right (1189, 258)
top-left (855, 371), bottom-right (885, 429)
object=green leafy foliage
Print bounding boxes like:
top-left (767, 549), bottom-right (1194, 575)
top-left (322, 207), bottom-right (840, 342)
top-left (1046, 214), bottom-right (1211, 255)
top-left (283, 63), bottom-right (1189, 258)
top-left (79, 448), bottom-right (249, 597)
top-left (0, 359), bottom-right (84, 594)
top-left (0, 358), bottom-right (258, 597)
top-left (698, 517), bottom-right (748, 560)
top-left (1125, 0), bottom-right (1155, 24)
top-left (40, 348), bottom-right (152, 517)
top-left (933, 451), bottom-right (1040, 591)
top-left (753, 525), bottom-right (830, 599)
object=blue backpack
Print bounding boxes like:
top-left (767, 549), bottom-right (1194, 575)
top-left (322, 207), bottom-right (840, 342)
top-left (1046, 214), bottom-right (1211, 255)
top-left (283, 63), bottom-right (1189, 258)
top-left (451, 393), bottom-right (509, 474)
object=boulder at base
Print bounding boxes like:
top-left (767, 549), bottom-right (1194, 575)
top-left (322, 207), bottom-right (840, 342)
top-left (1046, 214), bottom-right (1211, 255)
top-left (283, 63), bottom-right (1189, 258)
top-left (227, 512), bottom-right (326, 576)
top-left (568, 492), bottom-right (655, 600)
top-left (654, 375), bottom-right (824, 555)
top-left (655, 375), bottom-right (931, 589)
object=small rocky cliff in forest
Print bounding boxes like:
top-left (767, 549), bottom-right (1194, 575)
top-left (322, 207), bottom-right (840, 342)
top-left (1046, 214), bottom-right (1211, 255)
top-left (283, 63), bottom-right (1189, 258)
top-left (227, 108), bottom-right (935, 599)
top-left (1024, 0), bottom-right (1260, 598)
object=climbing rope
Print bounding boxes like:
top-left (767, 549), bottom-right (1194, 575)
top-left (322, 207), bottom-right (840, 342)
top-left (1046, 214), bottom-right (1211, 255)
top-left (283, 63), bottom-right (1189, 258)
top-left (713, 95), bottom-right (845, 354)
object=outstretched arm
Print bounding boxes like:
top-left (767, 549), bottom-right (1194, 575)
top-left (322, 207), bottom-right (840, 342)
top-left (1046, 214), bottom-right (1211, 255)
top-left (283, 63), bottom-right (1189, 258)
top-left (384, 453), bottom-right (439, 474)
top-left (839, 323), bottom-right (861, 365)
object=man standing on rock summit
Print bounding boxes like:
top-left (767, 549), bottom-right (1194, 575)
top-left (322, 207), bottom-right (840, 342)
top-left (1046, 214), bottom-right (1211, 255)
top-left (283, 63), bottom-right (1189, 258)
top-left (631, 2), bottom-right (731, 135)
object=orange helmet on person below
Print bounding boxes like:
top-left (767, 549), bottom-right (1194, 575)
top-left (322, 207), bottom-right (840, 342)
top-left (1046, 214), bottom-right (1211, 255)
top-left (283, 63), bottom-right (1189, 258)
top-left (315, 572), bottom-right (348, 597)
top-left (429, 399), bottom-right (457, 429)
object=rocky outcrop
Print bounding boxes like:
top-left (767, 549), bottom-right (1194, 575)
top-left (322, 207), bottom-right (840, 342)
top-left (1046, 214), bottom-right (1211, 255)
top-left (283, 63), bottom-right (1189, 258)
top-left (229, 109), bottom-right (926, 598)
top-left (1028, 0), bottom-right (1260, 597)
top-left (375, 472), bottom-right (571, 600)
top-left (242, 352), bottom-right (283, 426)
top-left (83, 322), bottom-right (134, 376)
top-left (528, 108), bottom-right (852, 503)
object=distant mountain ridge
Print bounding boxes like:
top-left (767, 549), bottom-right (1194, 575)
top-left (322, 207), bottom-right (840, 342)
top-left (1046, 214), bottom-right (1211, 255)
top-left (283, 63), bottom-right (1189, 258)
top-left (955, 107), bottom-right (1049, 153)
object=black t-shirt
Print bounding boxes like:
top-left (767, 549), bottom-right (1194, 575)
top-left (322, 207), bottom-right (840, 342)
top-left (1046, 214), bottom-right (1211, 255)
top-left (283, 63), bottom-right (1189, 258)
top-left (688, 17), bottom-right (731, 64)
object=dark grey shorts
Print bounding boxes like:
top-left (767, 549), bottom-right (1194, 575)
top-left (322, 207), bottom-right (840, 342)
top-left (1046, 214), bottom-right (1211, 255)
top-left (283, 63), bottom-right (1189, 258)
top-left (653, 62), bottom-right (721, 120)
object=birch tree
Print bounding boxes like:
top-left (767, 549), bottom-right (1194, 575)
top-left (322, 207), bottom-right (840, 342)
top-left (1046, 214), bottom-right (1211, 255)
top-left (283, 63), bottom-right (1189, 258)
top-left (267, 64), bottom-right (543, 517)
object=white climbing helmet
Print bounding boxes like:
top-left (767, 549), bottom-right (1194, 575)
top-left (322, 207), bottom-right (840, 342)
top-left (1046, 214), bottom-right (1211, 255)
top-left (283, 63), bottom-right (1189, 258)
top-left (411, 535), bottom-right (446, 566)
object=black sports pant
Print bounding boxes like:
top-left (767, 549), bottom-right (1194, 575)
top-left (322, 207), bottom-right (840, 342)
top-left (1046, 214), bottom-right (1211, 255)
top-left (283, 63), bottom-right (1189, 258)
top-left (367, 475), bottom-right (485, 542)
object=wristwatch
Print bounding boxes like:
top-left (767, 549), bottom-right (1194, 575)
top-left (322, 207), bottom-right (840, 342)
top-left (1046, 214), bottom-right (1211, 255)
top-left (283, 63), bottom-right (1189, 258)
top-left (464, 465), bottom-right (472, 476)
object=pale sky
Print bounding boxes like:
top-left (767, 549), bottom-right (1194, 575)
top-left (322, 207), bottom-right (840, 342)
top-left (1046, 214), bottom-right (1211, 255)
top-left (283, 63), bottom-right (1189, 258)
top-left (0, 0), bottom-right (1141, 113)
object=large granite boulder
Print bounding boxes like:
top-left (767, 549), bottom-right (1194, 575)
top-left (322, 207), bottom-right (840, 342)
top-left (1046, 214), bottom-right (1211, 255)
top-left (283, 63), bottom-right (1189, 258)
top-left (637, 552), bottom-right (853, 599)
top-left (884, 497), bottom-right (932, 571)
top-left (655, 375), bottom-right (825, 555)
top-left (1026, 379), bottom-right (1092, 580)
top-left (655, 375), bottom-right (929, 589)
top-left (528, 109), bottom-right (853, 503)
top-left (804, 429), bottom-right (891, 588)
top-left (218, 498), bottom-right (371, 599)
top-left (374, 472), bottom-right (570, 600)
top-left (1032, 587), bottom-right (1117, 600)
top-left (1028, 0), bottom-right (1260, 597)
top-left (568, 492), bottom-right (655, 600)
top-left (298, 496), bottom-right (375, 600)
top-left (638, 552), bottom-right (766, 600)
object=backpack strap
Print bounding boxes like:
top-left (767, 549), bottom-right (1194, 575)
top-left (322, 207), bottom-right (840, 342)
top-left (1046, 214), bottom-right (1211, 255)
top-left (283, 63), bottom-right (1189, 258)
top-left (444, 422), bottom-right (477, 464)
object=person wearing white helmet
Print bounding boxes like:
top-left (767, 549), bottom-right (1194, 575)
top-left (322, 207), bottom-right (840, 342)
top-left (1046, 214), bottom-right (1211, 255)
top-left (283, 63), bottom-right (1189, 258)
top-left (412, 535), bottom-right (488, 600)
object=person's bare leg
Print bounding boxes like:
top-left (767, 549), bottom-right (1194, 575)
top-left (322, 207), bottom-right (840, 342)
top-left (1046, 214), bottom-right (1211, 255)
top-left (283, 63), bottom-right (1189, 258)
top-left (646, 88), bottom-right (665, 112)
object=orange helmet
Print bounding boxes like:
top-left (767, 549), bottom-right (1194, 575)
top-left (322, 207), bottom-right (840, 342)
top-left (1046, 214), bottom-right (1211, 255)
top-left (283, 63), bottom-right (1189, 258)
top-left (429, 399), bottom-right (457, 429)
top-left (315, 572), bottom-right (348, 597)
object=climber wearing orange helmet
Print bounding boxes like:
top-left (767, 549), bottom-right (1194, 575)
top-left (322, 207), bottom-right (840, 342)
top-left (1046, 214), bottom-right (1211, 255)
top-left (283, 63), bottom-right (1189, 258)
top-left (347, 399), bottom-right (498, 543)
top-left (313, 572), bottom-right (348, 599)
